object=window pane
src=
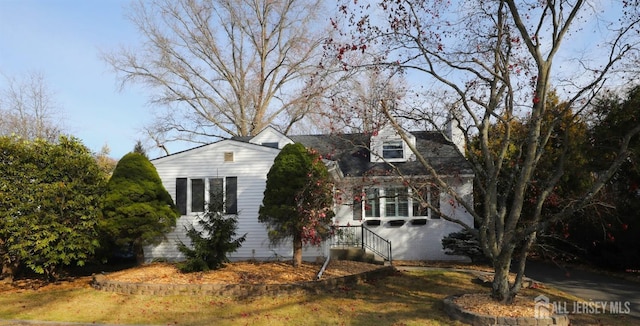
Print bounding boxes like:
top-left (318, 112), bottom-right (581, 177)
top-left (384, 187), bottom-right (396, 217)
top-left (412, 188), bottom-right (428, 217)
top-left (352, 188), bottom-right (363, 220)
top-left (175, 178), bottom-right (187, 215)
top-left (365, 188), bottom-right (380, 217)
top-left (191, 179), bottom-right (205, 212)
top-left (382, 141), bottom-right (403, 159)
top-left (385, 187), bottom-right (408, 217)
top-left (209, 178), bottom-right (223, 212)
top-left (385, 202), bottom-right (396, 217)
top-left (430, 187), bottom-right (441, 219)
top-left (397, 201), bottom-right (409, 216)
top-left (225, 177), bottom-right (238, 214)
top-left (399, 189), bottom-right (408, 216)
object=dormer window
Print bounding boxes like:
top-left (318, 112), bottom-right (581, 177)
top-left (382, 141), bottom-right (404, 159)
top-left (370, 125), bottom-right (416, 163)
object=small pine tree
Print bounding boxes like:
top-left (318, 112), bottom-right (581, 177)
top-left (133, 140), bottom-right (147, 158)
top-left (177, 192), bottom-right (247, 272)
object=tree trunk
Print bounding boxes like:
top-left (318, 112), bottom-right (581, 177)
top-left (0, 241), bottom-right (19, 282)
top-left (491, 254), bottom-right (514, 304)
top-left (293, 234), bottom-right (303, 268)
top-left (1, 259), bottom-right (19, 282)
top-left (134, 241), bottom-right (145, 266)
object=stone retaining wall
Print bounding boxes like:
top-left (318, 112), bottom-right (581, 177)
top-left (443, 295), bottom-right (570, 326)
top-left (91, 266), bottom-right (396, 297)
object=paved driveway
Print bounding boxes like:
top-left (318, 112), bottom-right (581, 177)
top-left (525, 260), bottom-right (640, 320)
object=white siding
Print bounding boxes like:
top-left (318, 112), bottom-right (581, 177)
top-left (144, 140), bottom-right (323, 263)
top-left (333, 176), bottom-right (474, 261)
top-left (248, 126), bottom-right (294, 149)
top-left (145, 137), bottom-right (475, 263)
top-left (370, 125), bottom-right (417, 163)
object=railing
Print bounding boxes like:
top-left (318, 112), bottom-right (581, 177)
top-left (331, 225), bottom-right (392, 264)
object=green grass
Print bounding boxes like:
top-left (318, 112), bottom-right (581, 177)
top-left (0, 269), bottom-right (635, 325)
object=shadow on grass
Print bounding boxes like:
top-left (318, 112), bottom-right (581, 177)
top-left (172, 269), bottom-right (484, 326)
top-left (4, 268), bottom-right (634, 325)
top-left (0, 269), bottom-right (481, 325)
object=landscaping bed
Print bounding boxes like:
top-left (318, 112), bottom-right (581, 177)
top-left (102, 260), bottom-right (381, 284)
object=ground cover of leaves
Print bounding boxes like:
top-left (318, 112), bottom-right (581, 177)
top-left (103, 260), bottom-right (380, 284)
top-left (1, 260), bottom-right (632, 323)
top-left (454, 293), bottom-right (539, 318)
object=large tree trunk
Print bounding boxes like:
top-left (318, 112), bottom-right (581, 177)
top-left (133, 241), bottom-right (145, 266)
top-left (491, 253), bottom-right (515, 304)
top-left (491, 259), bottom-right (513, 303)
top-left (293, 234), bottom-right (303, 268)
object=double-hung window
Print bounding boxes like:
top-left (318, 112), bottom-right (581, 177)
top-left (411, 186), bottom-right (440, 219)
top-left (364, 188), bottom-right (381, 217)
top-left (355, 185), bottom-right (440, 220)
top-left (384, 187), bottom-right (409, 217)
top-left (175, 177), bottom-right (238, 215)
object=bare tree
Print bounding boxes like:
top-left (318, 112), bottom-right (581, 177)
top-left (103, 0), bottom-right (333, 151)
top-left (0, 71), bottom-right (65, 141)
top-left (319, 68), bottom-right (407, 133)
top-left (332, 0), bottom-right (640, 303)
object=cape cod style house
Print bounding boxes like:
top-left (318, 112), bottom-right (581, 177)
top-left (144, 124), bottom-right (474, 263)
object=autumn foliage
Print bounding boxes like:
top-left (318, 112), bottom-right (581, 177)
top-left (259, 143), bottom-right (335, 267)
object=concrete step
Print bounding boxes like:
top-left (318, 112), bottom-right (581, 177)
top-left (330, 248), bottom-right (386, 265)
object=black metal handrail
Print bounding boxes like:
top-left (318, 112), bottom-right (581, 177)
top-left (331, 225), bottom-right (392, 263)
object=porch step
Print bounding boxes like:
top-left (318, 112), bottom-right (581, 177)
top-left (330, 248), bottom-right (385, 265)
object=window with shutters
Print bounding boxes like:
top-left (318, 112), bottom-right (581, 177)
top-left (175, 177), bottom-right (238, 215)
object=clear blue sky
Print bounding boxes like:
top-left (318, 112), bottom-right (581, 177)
top-left (0, 1), bottom-right (628, 160)
top-left (0, 0), bottom-right (152, 159)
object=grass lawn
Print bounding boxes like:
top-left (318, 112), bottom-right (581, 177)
top-left (0, 269), bottom-right (635, 325)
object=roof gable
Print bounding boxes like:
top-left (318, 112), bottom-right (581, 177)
top-left (370, 124), bottom-right (417, 163)
top-left (150, 139), bottom-right (278, 165)
top-left (248, 126), bottom-right (293, 149)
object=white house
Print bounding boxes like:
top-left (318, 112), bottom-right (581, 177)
top-left (144, 125), bottom-right (474, 263)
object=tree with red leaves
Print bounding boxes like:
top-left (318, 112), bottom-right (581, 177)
top-left (259, 143), bottom-right (335, 267)
top-left (328, 0), bottom-right (640, 303)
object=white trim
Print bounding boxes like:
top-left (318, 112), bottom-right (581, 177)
top-left (151, 139), bottom-right (279, 164)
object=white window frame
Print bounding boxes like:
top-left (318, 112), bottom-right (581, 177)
top-left (382, 140), bottom-right (404, 160)
top-left (383, 187), bottom-right (409, 217)
top-left (359, 185), bottom-right (440, 220)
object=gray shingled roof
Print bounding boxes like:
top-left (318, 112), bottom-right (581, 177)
top-left (234, 131), bottom-right (473, 178)
top-left (292, 132), bottom-right (472, 177)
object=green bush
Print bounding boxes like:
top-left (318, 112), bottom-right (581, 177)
top-left (442, 229), bottom-right (488, 263)
top-left (101, 152), bottom-right (179, 264)
top-left (177, 192), bottom-right (246, 272)
top-left (0, 136), bottom-right (105, 280)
